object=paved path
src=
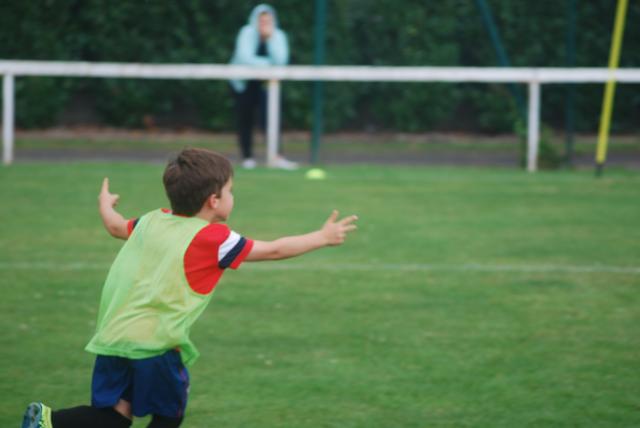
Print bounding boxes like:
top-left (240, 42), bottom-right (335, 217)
top-left (13, 148), bottom-right (640, 169)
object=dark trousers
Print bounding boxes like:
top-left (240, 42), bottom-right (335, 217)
top-left (232, 81), bottom-right (282, 160)
top-left (51, 405), bottom-right (182, 428)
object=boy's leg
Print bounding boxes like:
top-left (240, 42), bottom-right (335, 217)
top-left (23, 353), bottom-right (134, 428)
top-left (147, 414), bottom-right (183, 428)
top-left (131, 350), bottom-right (189, 422)
top-left (113, 398), bottom-right (133, 419)
top-left (51, 405), bottom-right (131, 428)
top-left (86, 355), bottom-right (134, 426)
top-left (21, 402), bottom-right (131, 428)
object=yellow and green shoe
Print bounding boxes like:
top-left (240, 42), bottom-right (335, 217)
top-left (22, 402), bottom-right (52, 428)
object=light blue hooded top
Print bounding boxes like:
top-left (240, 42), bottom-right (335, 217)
top-left (229, 4), bottom-right (290, 93)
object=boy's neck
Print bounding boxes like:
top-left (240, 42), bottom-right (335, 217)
top-left (195, 209), bottom-right (222, 224)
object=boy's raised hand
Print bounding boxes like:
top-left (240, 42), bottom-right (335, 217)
top-left (244, 209), bottom-right (358, 262)
top-left (99, 177), bottom-right (120, 208)
top-left (321, 210), bottom-right (358, 246)
top-left (98, 178), bottom-right (129, 240)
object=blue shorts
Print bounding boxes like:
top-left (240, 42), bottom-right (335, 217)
top-left (91, 350), bottom-right (190, 418)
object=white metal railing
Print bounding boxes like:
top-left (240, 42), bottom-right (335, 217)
top-left (2, 60), bottom-right (640, 170)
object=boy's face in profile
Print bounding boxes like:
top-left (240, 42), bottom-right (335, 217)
top-left (213, 178), bottom-right (234, 222)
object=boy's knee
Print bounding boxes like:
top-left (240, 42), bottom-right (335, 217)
top-left (113, 399), bottom-right (132, 420)
top-left (147, 414), bottom-right (183, 428)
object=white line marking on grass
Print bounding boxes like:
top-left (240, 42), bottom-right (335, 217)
top-left (253, 263), bottom-right (640, 275)
top-left (1, 261), bottom-right (639, 275)
top-left (0, 261), bottom-right (110, 271)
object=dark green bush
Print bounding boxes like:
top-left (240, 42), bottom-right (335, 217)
top-left (0, 0), bottom-right (638, 132)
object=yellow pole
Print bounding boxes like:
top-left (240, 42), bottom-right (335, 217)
top-left (595, 0), bottom-right (628, 176)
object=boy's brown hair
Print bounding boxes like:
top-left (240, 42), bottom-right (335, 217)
top-left (163, 148), bottom-right (233, 216)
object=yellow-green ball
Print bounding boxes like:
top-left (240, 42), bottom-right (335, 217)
top-left (305, 168), bottom-right (327, 180)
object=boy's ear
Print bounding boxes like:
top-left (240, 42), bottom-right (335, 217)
top-left (206, 193), bottom-right (219, 209)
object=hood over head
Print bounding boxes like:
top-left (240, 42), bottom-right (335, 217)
top-left (248, 4), bottom-right (279, 28)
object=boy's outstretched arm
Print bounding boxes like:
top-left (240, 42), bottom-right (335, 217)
top-left (245, 210), bottom-right (358, 261)
top-left (98, 178), bottom-right (129, 240)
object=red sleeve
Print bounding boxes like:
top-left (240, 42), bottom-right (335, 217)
top-left (183, 224), bottom-right (229, 295)
top-left (126, 218), bottom-right (139, 237)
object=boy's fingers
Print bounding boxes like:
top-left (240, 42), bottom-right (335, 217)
top-left (339, 215), bottom-right (358, 225)
top-left (109, 194), bottom-right (120, 206)
top-left (326, 210), bottom-right (339, 223)
top-left (101, 177), bottom-right (109, 193)
top-left (342, 224), bottom-right (357, 232)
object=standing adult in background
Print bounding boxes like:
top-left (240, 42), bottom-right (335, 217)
top-left (229, 4), bottom-right (298, 170)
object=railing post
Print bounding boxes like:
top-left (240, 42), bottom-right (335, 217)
top-left (3, 73), bottom-right (15, 165)
top-left (266, 79), bottom-right (281, 168)
top-left (527, 80), bottom-right (541, 172)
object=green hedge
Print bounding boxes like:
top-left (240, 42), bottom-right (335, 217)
top-left (1, 0), bottom-right (639, 132)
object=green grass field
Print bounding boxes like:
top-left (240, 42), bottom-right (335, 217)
top-left (1, 162), bottom-right (639, 427)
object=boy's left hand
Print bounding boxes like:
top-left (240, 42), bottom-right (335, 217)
top-left (98, 177), bottom-right (129, 240)
top-left (99, 177), bottom-right (120, 208)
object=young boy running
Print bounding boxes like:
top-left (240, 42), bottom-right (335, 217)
top-left (22, 148), bottom-right (357, 428)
